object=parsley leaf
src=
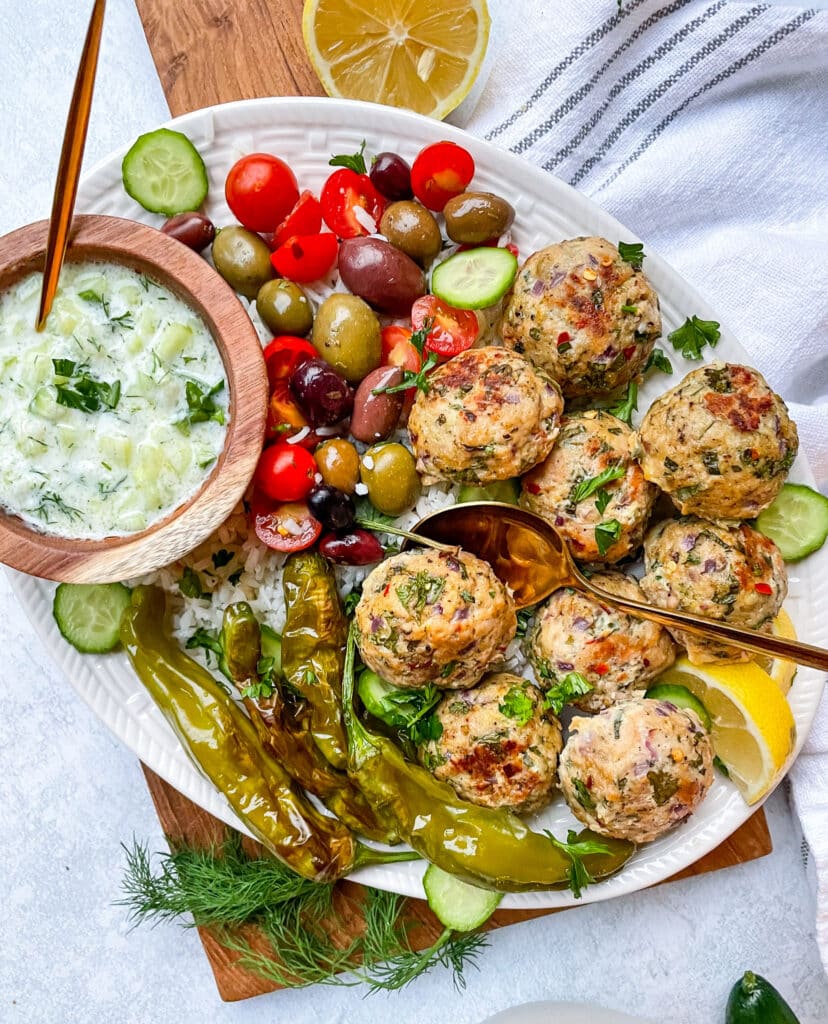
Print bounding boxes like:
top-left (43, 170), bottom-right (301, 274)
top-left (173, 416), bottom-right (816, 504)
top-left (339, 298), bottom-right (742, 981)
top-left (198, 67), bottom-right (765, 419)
top-left (241, 656), bottom-right (278, 700)
top-left (55, 372), bottom-right (121, 413)
top-left (644, 347), bottom-right (673, 375)
top-left (515, 605), bottom-right (536, 640)
top-left (499, 685), bottom-right (535, 727)
top-left (329, 139), bottom-right (367, 175)
top-left (179, 566), bottom-right (207, 600)
top-left (211, 549), bottom-right (234, 569)
top-left (617, 241), bottom-right (645, 268)
top-left (594, 519), bottom-right (622, 556)
top-left (185, 626), bottom-right (223, 664)
top-left (570, 463), bottom-right (625, 505)
top-left (594, 488), bottom-right (612, 515)
top-left (52, 358), bottom-right (77, 377)
top-left (668, 315), bottom-right (721, 360)
top-left (343, 585), bottom-right (363, 617)
top-left (373, 350), bottom-right (439, 396)
top-left (543, 671), bottom-right (593, 715)
top-left (183, 379), bottom-right (225, 425)
top-left (546, 829), bottom-right (612, 899)
top-left (409, 712), bottom-right (443, 745)
top-left (395, 571), bottom-right (445, 617)
top-left (607, 380), bottom-right (638, 426)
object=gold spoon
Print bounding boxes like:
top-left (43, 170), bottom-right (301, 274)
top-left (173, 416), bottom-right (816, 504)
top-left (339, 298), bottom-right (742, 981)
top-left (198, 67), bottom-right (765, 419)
top-left (36, 0), bottom-right (107, 331)
top-left (405, 501), bottom-right (828, 672)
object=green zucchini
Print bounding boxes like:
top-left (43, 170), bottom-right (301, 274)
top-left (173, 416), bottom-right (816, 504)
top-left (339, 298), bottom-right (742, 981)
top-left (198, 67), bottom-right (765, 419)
top-left (725, 971), bottom-right (800, 1024)
top-left (423, 863), bottom-right (502, 930)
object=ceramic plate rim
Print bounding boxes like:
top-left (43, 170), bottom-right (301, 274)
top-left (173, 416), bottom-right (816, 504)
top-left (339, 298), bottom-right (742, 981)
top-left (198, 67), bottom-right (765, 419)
top-left (10, 96), bottom-right (826, 909)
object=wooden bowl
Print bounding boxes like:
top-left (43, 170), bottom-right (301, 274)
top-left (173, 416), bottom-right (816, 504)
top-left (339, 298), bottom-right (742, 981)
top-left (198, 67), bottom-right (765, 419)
top-left (0, 215), bottom-right (268, 583)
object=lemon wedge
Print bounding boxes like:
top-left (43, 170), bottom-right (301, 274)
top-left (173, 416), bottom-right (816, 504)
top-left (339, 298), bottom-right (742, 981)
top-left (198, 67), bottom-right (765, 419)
top-left (750, 608), bottom-right (798, 694)
top-left (653, 657), bottom-right (796, 805)
top-left (303, 0), bottom-right (491, 120)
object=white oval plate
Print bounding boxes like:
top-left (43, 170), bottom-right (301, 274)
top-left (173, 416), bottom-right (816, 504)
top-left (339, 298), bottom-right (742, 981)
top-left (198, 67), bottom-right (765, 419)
top-left (11, 97), bottom-right (826, 909)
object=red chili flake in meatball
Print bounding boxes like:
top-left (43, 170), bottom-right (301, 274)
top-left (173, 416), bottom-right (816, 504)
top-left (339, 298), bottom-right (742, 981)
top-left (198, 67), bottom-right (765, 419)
top-left (623, 345), bottom-right (636, 360)
top-left (524, 481), bottom-right (541, 495)
top-left (754, 582), bottom-right (773, 595)
top-left (557, 331), bottom-right (571, 344)
top-left (594, 663), bottom-right (610, 676)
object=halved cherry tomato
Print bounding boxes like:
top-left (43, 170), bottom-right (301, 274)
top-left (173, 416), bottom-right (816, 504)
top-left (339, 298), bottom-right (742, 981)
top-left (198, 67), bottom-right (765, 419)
top-left (255, 442), bottom-right (317, 502)
top-left (263, 336), bottom-right (318, 390)
top-left (225, 154), bottom-right (299, 232)
top-left (251, 494), bottom-right (322, 552)
top-left (320, 168), bottom-right (386, 238)
top-left (380, 325), bottom-right (421, 374)
top-left (410, 142), bottom-right (475, 212)
top-left (266, 382), bottom-right (308, 441)
top-left (270, 232), bottom-right (338, 283)
top-left (272, 190), bottom-right (322, 248)
top-left (411, 295), bottom-right (479, 357)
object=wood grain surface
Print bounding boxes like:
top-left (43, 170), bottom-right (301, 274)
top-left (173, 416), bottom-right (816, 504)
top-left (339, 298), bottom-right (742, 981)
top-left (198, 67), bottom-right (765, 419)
top-left (0, 214), bottom-right (267, 583)
top-left (132, 0), bottom-right (774, 1003)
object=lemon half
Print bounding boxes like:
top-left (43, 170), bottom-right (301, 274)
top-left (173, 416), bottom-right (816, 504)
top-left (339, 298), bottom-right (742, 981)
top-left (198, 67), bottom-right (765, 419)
top-left (303, 0), bottom-right (491, 120)
top-left (654, 657), bottom-right (796, 805)
top-left (751, 609), bottom-right (797, 694)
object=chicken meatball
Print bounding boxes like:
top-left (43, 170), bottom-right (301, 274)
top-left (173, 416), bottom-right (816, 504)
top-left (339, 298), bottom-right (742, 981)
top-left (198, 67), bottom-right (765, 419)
top-left (354, 548), bottom-right (516, 689)
top-left (639, 516), bottom-right (787, 664)
top-left (558, 696), bottom-right (714, 843)
top-left (421, 672), bottom-right (563, 813)
top-left (521, 411), bottom-right (657, 563)
top-left (502, 236), bottom-right (661, 397)
top-left (637, 362), bottom-right (798, 521)
top-left (407, 346), bottom-right (563, 486)
top-left (526, 572), bottom-right (676, 712)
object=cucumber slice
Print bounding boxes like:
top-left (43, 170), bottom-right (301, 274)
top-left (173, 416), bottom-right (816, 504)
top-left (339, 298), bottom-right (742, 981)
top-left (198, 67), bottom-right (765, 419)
top-left (645, 683), bottom-right (712, 731)
top-left (458, 478), bottom-right (520, 505)
top-left (423, 864), bottom-right (502, 931)
top-left (431, 247), bottom-right (518, 309)
top-left (53, 582), bottom-right (132, 654)
top-left (755, 482), bottom-right (828, 562)
top-left (122, 128), bottom-right (208, 216)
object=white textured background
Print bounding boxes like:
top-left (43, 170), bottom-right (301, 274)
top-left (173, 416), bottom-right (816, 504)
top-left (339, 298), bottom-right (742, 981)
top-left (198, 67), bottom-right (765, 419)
top-left (0, 1), bottom-right (826, 1022)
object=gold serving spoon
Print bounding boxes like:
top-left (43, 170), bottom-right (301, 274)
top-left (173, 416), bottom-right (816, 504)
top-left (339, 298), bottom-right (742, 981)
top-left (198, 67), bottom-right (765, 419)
top-left (36, 0), bottom-right (107, 331)
top-left (406, 501), bottom-right (828, 672)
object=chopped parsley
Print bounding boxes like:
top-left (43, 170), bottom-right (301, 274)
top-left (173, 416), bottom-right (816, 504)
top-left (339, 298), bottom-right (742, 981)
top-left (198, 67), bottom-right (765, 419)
top-left (644, 347), bottom-right (673, 375)
top-left (668, 315), bottom-right (721, 360)
top-left (211, 548), bottom-right (234, 569)
top-left (607, 380), bottom-right (638, 426)
top-left (395, 571), bottom-right (445, 617)
top-left (179, 566), bottom-right (207, 600)
top-left (617, 240), bottom-right (645, 268)
top-left (571, 779), bottom-right (596, 812)
top-left (569, 463), bottom-right (625, 505)
top-left (182, 379), bottom-right (225, 426)
top-left (54, 361), bottom-right (121, 414)
top-left (547, 829), bottom-right (612, 899)
top-left (499, 685), bottom-right (535, 727)
top-left (373, 349), bottom-right (438, 396)
top-left (594, 487), bottom-right (612, 515)
top-left (543, 671), bottom-right (593, 715)
top-left (185, 626), bottom-right (223, 665)
top-left (329, 139), bottom-right (367, 175)
top-left (594, 519), bottom-right (622, 556)
top-left (515, 605), bottom-right (536, 640)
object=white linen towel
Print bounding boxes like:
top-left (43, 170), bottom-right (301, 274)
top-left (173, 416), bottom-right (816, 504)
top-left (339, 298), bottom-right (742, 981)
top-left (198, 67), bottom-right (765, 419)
top-left (459, 0), bottom-right (828, 967)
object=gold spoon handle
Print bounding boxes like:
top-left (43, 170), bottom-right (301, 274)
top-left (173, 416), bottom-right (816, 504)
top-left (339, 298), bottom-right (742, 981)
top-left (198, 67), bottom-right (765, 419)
top-left (36, 0), bottom-right (107, 331)
top-left (577, 571), bottom-right (828, 672)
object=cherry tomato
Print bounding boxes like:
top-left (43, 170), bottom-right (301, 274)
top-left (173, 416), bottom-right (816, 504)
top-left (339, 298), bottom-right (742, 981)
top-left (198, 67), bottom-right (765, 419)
top-left (410, 142), bottom-right (475, 212)
top-left (380, 325), bottom-right (420, 370)
top-left (265, 381), bottom-right (309, 442)
top-left (411, 295), bottom-right (479, 357)
top-left (225, 154), bottom-right (299, 233)
top-left (251, 495), bottom-right (322, 553)
top-left (263, 336), bottom-right (318, 390)
top-left (272, 190), bottom-right (322, 248)
top-left (270, 232), bottom-right (338, 283)
top-left (255, 442), bottom-right (317, 502)
top-left (320, 168), bottom-right (386, 238)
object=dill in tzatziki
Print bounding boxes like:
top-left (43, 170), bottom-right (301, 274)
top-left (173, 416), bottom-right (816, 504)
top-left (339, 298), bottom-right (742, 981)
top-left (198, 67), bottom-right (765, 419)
top-left (0, 261), bottom-right (228, 539)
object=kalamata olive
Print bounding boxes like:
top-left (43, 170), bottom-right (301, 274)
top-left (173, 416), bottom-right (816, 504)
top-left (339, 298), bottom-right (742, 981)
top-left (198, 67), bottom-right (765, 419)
top-left (369, 152), bottom-right (413, 201)
top-left (307, 484), bottom-right (356, 532)
top-left (443, 191), bottom-right (515, 245)
top-left (289, 357), bottom-right (354, 426)
top-left (256, 279), bottom-right (313, 336)
top-left (314, 438), bottom-right (360, 494)
top-left (211, 225), bottom-right (275, 298)
top-left (360, 442), bottom-right (421, 517)
top-left (319, 528), bottom-right (385, 565)
top-left (379, 201), bottom-right (443, 267)
top-left (337, 238), bottom-right (425, 318)
top-left (161, 211), bottom-right (216, 252)
top-left (350, 366), bottom-right (404, 443)
top-left (312, 293), bottom-right (382, 384)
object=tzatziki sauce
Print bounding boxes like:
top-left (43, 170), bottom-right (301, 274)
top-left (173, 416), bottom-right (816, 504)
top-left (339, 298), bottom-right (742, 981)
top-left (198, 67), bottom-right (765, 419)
top-left (0, 261), bottom-right (229, 539)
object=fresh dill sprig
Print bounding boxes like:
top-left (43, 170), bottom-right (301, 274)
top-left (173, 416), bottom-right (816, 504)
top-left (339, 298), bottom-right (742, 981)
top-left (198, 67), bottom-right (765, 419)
top-left (118, 836), bottom-right (490, 992)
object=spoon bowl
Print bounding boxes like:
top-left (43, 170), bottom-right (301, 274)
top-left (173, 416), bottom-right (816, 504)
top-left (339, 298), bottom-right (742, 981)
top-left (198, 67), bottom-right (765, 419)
top-left (409, 501), bottom-right (828, 672)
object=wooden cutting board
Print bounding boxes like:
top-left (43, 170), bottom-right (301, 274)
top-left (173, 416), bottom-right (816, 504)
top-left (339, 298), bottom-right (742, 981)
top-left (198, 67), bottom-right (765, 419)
top-left (133, 0), bottom-right (773, 1002)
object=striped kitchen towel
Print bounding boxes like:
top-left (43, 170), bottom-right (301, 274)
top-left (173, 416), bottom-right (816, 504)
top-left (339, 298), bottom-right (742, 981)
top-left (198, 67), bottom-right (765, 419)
top-left (461, 0), bottom-right (828, 969)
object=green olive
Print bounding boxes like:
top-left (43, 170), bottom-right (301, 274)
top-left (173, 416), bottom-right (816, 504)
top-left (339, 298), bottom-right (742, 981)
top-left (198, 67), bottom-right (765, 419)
top-left (256, 279), bottom-right (313, 336)
top-left (379, 201), bottom-right (443, 267)
top-left (212, 226), bottom-right (275, 298)
top-left (314, 438), bottom-right (360, 495)
top-left (443, 191), bottom-right (515, 245)
top-left (360, 443), bottom-right (421, 517)
top-left (312, 294), bottom-right (381, 384)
